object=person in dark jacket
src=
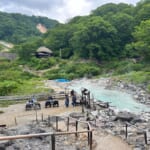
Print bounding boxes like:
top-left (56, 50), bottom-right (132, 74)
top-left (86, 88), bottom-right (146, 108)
top-left (65, 94), bottom-right (69, 107)
top-left (72, 94), bottom-right (77, 107)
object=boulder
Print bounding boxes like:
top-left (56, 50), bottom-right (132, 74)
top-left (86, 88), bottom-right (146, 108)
top-left (114, 111), bottom-right (135, 122)
top-left (69, 112), bottom-right (84, 119)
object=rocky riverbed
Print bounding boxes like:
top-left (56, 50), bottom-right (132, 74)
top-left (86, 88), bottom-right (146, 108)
top-left (104, 78), bottom-right (150, 106)
top-left (68, 78), bottom-right (150, 149)
top-left (87, 105), bottom-right (150, 150)
top-left (0, 119), bottom-right (89, 150)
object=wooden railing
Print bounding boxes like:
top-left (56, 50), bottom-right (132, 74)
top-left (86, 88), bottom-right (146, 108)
top-left (0, 92), bottom-right (66, 101)
top-left (0, 115), bottom-right (93, 150)
top-left (124, 122), bottom-right (149, 145)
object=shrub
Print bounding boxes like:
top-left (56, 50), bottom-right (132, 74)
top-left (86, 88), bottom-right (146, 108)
top-left (147, 84), bottom-right (150, 93)
top-left (44, 61), bottom-right (100, 80)
top-left (0, 110), bottom-right (4, 114)
top-left (28, 57), bottom-right (59, 70)
top-left (0, 81), bottom-right (18, 96)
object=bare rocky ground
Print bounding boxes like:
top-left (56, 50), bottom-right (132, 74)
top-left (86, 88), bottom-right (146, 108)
top-left (0, 120), bottom-right (89, 150)
top-left (2, 78), bottom-right (148, 150)
top-left (0, 101), bottom-right (133, 150)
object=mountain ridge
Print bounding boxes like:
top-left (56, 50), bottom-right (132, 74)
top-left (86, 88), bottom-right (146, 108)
top-left (0, 11), bottom-right (59, 44)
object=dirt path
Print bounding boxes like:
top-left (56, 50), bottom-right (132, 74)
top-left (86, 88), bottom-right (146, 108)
top-left (0, 79), bottom-right (133, 150)
top-left (0, 101), bottom-right (133, 150)
top-left (0, 101), bottom-right (81, 127)
top-left (93, 130), bottom-right (133, 150)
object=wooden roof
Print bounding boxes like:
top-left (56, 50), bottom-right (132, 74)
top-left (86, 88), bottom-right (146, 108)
top-left (37, 46), bottom-right (53, 53)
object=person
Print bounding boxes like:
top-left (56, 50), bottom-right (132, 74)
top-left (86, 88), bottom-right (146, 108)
top-left (31, 96), bottom-right (37, 104)
top-left (65, 94), bottom-right (69, 107)
top-left (70, 90), bottom-right (74, 97)
top-left (48, 96), bottom-right (53, 101)
top-left (72, 94), bottom-right (77, 107)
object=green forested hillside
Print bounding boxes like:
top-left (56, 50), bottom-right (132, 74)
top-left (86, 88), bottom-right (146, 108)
top-left (0, 11), bottom-right (59, 44)
top-left (0, 0), bottom-right (150, 96)
top-left (15, 0), bottom-right (150, 62)
top-left (41, 0), bottom-right (150, 62)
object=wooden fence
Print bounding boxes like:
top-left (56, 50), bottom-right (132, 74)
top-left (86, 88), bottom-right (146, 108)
top-left (0, 92), bottom-right (66, 101)
top-left (0, 114), bottom-right (93, 150)
top-left (124, 122), bottom-right (149, 145)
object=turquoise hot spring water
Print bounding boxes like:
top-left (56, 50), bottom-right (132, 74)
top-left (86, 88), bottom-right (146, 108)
top-left (68, 80), bottom-right (150, 113)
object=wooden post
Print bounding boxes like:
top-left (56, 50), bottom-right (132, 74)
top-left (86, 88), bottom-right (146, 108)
top-left (81, 92), bottom-right (84, 113)
top-left (75, 121), bottom-right (78, 137)
top-left (35, 110), bottom-right (38, 122)
top-left (90, 131), bottom-right (93, 150)
top-left (88, 92), bottom-right (91, 109)
top-left (67, 117), bottom-right (69, 131)
top-left (56, 116), bottom-right (58, 131)
top-left (82, 102), bottom-right (84, 113)
top-left (48, 115), bottom-right (50, 127)
top-left (87, 126), bottom-right (90, 145)
top-left (41, 113), bottom-right (43, 122)
top-left (51, 134), bottom-right (55, 150)
top-left (14, 117), bottom-right (17, 125)
top-left (144, 131), bottom-right (147, 145)
top-left (125, 124), bottom-right (128, 139)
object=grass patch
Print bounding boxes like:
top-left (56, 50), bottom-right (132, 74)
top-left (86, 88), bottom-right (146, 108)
top-left (44, 60), bottom-right (100, 80)
top-left (147, 84), bottom-right (150, 93)
top-left (118, 71), bottom-right (150, 84)
top-left (0, 100), bottom-right (25, 107)
top-left (14, 79), bottom-right (50, 95)
top-left (0, 78), bottom-right (52, 96)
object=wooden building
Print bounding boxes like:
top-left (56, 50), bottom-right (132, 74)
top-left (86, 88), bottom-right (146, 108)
top-left (36, 46), bottom-right (53, 58)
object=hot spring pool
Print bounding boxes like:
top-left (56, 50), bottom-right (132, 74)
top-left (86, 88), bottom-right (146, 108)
top-left (69, 80), bottom-right (150, 113)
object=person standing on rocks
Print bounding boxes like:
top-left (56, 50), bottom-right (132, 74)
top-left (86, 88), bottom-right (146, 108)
top-left (72, 94), bottom-right (77, 106)
top-left (70, 90), bottom-right (77, 106)
top-left (65, 94), bottom-right (69, 107)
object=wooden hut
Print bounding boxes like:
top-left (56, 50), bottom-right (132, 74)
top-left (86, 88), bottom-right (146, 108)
top-left (36, 46), bottom-right (53, 58)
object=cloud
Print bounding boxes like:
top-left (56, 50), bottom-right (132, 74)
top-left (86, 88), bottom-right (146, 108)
top-left (0, 0), bottom-right (140, 23)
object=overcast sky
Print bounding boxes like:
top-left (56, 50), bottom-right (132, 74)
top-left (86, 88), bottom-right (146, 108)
top-left (0, 0), bottom-right (140, 23)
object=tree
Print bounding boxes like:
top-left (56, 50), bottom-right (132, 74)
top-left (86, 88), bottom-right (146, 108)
top-left (91, 3), bottom-right (119, 17)
top-left (44, 24), bottom-right (77, 57)
top-left (132, 20), bottom-right (150, 61)
top-left (92, 3), bottom-right (134, 17)
top-left (107, 13), bottom-right (135, 56)
top-left (135, 0), bottom-right (150, 24)
top-left (70, 16), bottom-right (118, 61)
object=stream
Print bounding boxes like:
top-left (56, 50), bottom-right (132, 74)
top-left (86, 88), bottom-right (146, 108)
top-left (68, 79), bottom-right (150, 113)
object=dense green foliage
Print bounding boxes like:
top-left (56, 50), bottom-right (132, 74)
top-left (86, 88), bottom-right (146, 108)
top-left (38, 0), bottom-right (149, 62)
top-left (12, 0), bottom-right (149, 63)
top-left (43, 60), bottom-right (100, 80)
top-left (0, 59), bottom-right (49, 95)
top-left (132, 20), bottom-right (150, 61)
top-left (0, 0), bottom-right (150, 96)
top-left (0, 11), bottom-right (58, 44)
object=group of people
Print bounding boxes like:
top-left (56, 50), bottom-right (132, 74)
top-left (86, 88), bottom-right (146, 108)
top-left (26, 95), bottom-right (37, 105)
top-left (65, 90), bottom-right (77, 107)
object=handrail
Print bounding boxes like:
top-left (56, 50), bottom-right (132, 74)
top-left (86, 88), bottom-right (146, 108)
top-left (0, 92), bottom-right (65, 101)
top-left (78, 119), bottom-right (93, 131)
top-left (126, 122), bottom-right (145, 132)
top-left (0, 115), bottom-right (93, 150)
top-left (58, 115), bottom-right (93, 131)
top-left (124, 122), bottom-right (148, 145)
top-left (0, 130), bottom-right (91, 141)
top-left (0, 132), bottom-right (53, 141)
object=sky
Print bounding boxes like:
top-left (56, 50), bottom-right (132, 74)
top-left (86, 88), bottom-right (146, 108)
top-left (0, 0), bottom-right (140, 23)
